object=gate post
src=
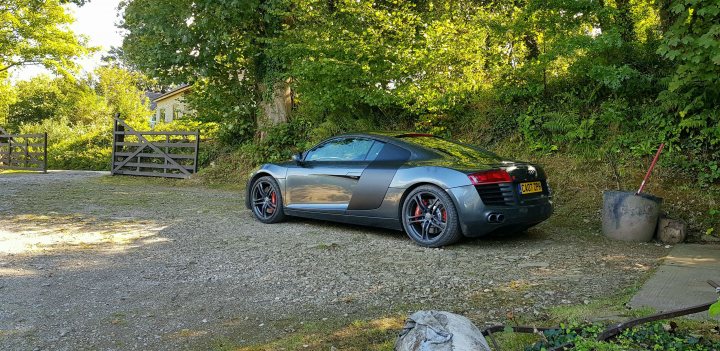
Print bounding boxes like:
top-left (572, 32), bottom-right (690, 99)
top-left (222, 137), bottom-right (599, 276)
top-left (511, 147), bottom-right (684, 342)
top-left (110, 116), bottom-right (118, 175)
top-left (24, 138), bottom-right (29, 168)
top-left (43, 132), bottom-right (48, 173)
top-left (193, 130), bottom-right (200, 174)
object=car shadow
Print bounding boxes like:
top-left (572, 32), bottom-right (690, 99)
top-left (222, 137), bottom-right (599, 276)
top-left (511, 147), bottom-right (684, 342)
top-left (282, 216), bottom-right (407, 240)
top-left (282, 215), bottom-right (553, 248)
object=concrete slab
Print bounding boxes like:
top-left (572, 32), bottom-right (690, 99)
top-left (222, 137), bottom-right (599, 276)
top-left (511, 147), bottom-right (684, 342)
top-left (629, 244), bottom-right (720, 320)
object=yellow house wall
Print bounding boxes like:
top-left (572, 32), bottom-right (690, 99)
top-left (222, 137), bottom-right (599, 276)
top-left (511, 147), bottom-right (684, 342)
top-left (154, 94), bottom-right (191, 123)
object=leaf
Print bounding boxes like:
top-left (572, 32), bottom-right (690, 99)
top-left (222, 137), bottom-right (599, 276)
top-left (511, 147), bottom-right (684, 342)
top-left (671, 3), bottom-right (686, 14)
top-left (709, 300), bottom-right (720, 317)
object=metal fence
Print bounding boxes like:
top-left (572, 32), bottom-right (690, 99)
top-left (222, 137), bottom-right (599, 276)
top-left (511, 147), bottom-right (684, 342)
top-left (0, 127), bottom-right (47, 173)
top-left (110, 117), bottom-right (200, 179)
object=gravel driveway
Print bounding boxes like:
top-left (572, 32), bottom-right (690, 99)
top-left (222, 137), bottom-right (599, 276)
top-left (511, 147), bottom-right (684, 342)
top-left (0, 171), bottom-right (668, 350)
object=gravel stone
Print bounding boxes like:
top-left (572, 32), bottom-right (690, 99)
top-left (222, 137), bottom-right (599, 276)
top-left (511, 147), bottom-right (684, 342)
top-left (0, 171), bottom-right (667, 350)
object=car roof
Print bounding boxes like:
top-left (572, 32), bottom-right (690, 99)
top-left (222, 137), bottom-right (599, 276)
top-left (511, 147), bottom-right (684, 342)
top-left (330, 132), bottom-right (440, 159)
top-left (335, 131), bottom-right (434, 142)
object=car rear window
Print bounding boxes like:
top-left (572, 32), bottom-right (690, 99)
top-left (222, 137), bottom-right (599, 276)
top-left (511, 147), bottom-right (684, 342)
top-left (398, 136), bottom-right (501, 162)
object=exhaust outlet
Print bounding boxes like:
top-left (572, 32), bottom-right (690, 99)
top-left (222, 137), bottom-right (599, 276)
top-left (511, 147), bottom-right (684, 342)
top-left (486, 213), bottom-right (505, 224)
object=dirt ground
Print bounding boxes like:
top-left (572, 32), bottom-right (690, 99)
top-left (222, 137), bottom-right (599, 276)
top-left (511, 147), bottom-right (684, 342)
top-left (0, 171), bottom-right (669, 350)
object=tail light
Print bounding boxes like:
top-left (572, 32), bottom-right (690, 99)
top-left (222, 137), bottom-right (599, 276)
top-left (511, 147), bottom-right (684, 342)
top-left (468, 169), bottom-right (512, 185)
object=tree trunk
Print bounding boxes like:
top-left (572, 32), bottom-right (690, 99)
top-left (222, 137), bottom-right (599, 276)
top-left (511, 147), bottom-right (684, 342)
top-left (257, 79), bottom-right (292, 139)
top-left (615, 0), bottom-right (635, 43)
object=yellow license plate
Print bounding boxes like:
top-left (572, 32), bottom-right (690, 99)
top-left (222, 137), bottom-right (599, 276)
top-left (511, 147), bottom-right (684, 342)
top-left (520, 181), bottom-right (543, 194)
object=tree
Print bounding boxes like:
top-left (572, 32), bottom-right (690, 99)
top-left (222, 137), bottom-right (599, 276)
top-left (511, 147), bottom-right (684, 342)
top-left (120, 0), bottom-right (274, 142)
top-left (657, 0), bottom-right (720, 128)
top-left (95, 65), bottom-right (153, 122)
top-left (0, 76), bottom-right (16, 127)
top-left (8, 75), bottom-right (109, 128)
top-left (0, 0), bottom-right (89, 74)
top-left (120, 0), bottom-right (502, 139)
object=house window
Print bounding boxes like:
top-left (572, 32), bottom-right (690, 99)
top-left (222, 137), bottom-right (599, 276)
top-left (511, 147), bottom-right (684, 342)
top-left (157, 108), bottom-right (166, 123)
top-left (172, 104), bottom-right (183, 120)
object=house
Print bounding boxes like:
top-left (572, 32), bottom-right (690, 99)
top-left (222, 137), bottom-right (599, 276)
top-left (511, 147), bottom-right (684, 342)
top-left (152, 84), bottom-right (193, 124)
top-left (144, 91), bottom-right (163, 111)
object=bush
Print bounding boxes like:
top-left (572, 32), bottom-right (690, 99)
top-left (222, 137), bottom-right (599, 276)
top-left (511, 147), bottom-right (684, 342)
top-left (19, 118), bottom-right (112, 170)
top-left (527, 322), bottom-right (720, 351)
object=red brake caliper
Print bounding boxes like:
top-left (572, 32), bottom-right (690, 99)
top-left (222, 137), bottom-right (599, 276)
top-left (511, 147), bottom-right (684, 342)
top-left (442, 209), bottom-right (447, 222)
top-left (414, 197), bottom-right (427, 218)
top-left (268, 191), bottom-right (276, 214)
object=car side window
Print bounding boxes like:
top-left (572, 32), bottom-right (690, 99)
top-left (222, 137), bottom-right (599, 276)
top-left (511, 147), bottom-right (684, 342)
top-left (305, 138), bottom-right (375, 162)
top-left (364, 141), bottom-right (385, 161)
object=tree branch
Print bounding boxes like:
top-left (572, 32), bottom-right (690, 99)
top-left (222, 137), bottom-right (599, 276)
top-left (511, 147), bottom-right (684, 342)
top-left (0, 61), bottom-right (41, 73)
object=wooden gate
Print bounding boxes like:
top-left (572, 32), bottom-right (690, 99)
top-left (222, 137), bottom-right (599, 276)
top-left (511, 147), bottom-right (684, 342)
top-left (110, 117), bottom-right (200, 179)
top-left (0, 127), bottom-right (47, 172)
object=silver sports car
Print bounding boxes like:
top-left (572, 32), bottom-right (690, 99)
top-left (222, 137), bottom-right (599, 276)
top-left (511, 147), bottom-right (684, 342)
top-left (246, 133), bottom-right (553, 247)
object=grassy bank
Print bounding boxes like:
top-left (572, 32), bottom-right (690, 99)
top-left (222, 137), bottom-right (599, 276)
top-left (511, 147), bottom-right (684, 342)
top-left (195, 141), bottom-right (720, 241)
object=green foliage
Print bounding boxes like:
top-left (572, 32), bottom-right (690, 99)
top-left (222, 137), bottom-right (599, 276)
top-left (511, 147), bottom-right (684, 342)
top-left (240, 119), bottom-right (311, 165)
top-left (710, 300), bottom-right (720, 317)
top-left (0, 75), bottom-right (16, 126)
top-left (0, 0), bottom-right (90, 75)
top-left (655, 0), bottom-right (720, 182)
top-left (8, 75), bottom-right (110, 129)
top-left (7, 67), bottom-right (153, 170)
top-left (20, 118), bottom-right (112, 170)
top-left (526, 322), bottom-right (720, 351)
top-left (114, 0), bottom-right (719, 184)
top-left (95, 66), bottom-right (154, 121)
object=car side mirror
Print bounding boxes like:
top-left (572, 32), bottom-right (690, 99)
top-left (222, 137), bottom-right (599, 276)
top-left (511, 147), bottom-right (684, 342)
top-left (291, 153), bottom-right (303, 165)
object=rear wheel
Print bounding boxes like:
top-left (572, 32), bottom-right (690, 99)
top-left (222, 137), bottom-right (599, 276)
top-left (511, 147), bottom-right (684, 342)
top-left (250, 176), bottom-right (285, 223)
top-left (401, 185), bottom-right (461, 247)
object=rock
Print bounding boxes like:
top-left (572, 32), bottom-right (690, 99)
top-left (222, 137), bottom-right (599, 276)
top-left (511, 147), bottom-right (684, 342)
top-left (395, 310), bottom-right (491, 351)
top-left (656, 217), bottom-right (687, 244)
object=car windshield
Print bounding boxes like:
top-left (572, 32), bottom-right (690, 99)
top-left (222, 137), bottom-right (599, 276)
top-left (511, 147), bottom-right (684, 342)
top-left (398, 135), bottom-right (501, 163)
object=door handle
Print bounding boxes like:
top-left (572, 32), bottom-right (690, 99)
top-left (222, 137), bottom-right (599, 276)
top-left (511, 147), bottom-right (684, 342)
top-left (346, 171), bottom-right (362, 179)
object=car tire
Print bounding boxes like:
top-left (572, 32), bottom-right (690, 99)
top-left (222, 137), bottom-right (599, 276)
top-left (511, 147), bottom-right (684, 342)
top-left (250, 176), bottom-right (285, 224)
top-left (401, 185), bottom-right (462, 247)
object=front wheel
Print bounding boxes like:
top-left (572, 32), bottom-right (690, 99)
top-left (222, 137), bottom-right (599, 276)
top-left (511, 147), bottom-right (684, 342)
top-left (250, 176), bottom-right (285, 223)
top-left (401, 185), bottom-right (462, 247)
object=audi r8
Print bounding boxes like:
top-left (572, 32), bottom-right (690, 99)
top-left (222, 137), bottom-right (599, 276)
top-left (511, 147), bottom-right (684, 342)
top-left (246, 133), bottom-right (553, 247)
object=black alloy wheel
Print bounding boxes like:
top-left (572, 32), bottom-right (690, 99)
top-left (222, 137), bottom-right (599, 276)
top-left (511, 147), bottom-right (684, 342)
top-left (401, 185), bottom-right (461, 247)
top-left (251, 176), bottom-right (285, 223)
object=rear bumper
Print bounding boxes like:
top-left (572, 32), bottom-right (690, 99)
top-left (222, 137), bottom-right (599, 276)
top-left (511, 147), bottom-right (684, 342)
top-left (448, 185), bottom-right (553, 238)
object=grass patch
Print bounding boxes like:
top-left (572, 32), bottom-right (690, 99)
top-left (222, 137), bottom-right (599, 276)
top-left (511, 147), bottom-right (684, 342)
top-left (486, 331), bottom-right (542, 350)
top-left (228, 315), bottom-right (404, 351)
top-left (0, 170), bottom-right (39, 175)
top-left (315, 242), bottom-right (340, 251)
top-left (546, 279), bottom-right (654, 324)
top-left (193, 148), bottom-right (257, 189)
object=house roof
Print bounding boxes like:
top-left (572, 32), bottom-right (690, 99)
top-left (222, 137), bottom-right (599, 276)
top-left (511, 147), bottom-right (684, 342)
top-left (144, 91), bottom-right (163, 110)
top-left (153, 84), bottom-right (191, 103)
